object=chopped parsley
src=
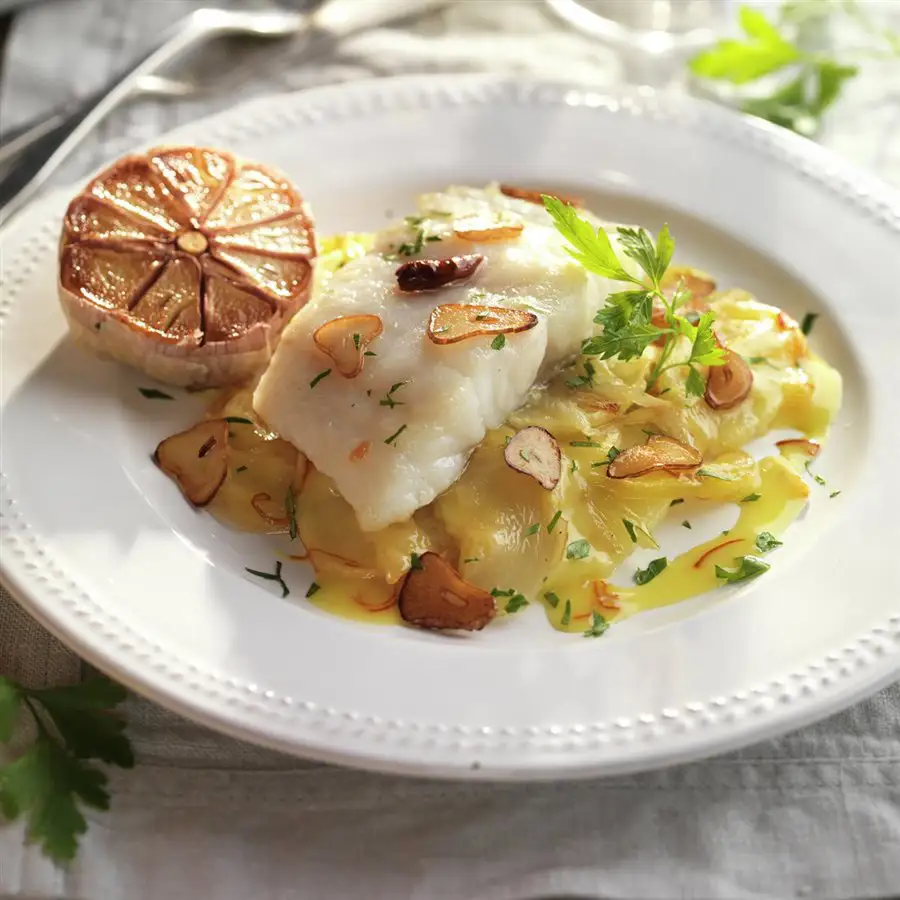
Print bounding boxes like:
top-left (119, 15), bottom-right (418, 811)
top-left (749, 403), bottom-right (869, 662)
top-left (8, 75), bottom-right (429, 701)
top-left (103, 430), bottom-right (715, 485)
top-left (570, 459), bottom-right (578, 473)
top-left (236, 465), bottom-right (248, 473)
top-left (505, 594), bottom-right (529, 614)
top-left (425, 235), bottom-right (442, 243)
top-left (566, 539), bottom-right (591, 560)
top-left (590, 446), bottom-right (622, 468)
top-left (634, 557), bottom-right (668, 585)
top-left (561, 599), bottom-right (572, 626)
top-left (463, 557), bottom-right (480, 564)
top-left (547, 510), bottom-right (563, 533)
top-left (364, 350), bottom-right (377, 357)
top-left (805, 461), bottom-right (827, 486)
top-left (398, 228), bottom-right (425, 256)
top-left (310, 369), bottom-right (332, 389)
top-left (670, 498), bottom-right (684, 506)
top-left (138, 387), bottom-right (174, 400)
top-left (583, 611), bottom-right (609, 638)
top-left (305, 582), bottom-right (321, 598)
top-left (800, 312), bottom-right (819, 336)
top-left (741, 493), bottom-right (761, 502)
top-left (570, 440), bottom-right (603, 448)
top-left (566, 360), bottom-right (596, 390)
top-left (491, 334), bottom-right (506, 351)
top-left (409, 553), bottom-right (424, 570)
top-left (623, 519), bottom-right (638, 543)
top-left (379, 381), bottom-right (408, 408)
top-left (696, 468), bottom-right (733, 481)
top-left (715, 555), bottom-right (770, 584)
top-left (525, 523), bottom-right (541, 536)
top-left (544, 591), bottom-right (561, 608)
top-left (352, 333), bottom-right (361, 350)
top-left (682, 520), bottom-right (692, 529)
top-left (245, 561), bottom-right (289, 598)
top-left (755, 531), bottom-right (783, 553)
top-left (384, 424), bottom-right (407, 446)
top-left (829, 490), bottom-right (841, 499)
top-left (285, 488), bottom-right (298, 541)
top-left (490, 587), bottom-right (515, 598)
top-left (224, 416), bottom-right (253, 424)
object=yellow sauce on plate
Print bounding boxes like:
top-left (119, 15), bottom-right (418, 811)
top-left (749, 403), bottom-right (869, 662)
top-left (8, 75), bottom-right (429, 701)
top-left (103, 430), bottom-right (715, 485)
top-left (187, 235), bottom-right (843, 634)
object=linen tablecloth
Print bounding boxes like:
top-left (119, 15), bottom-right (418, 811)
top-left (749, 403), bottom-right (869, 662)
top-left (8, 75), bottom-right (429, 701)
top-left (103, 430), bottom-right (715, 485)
top-left (2, 2), bottom-right (900, 898)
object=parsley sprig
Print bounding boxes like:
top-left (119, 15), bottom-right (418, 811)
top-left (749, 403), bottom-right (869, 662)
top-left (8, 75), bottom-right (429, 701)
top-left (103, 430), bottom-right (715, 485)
top-left (689, 6), bottom-right (861, 136)
top-left (0, 675), bottom-right (134, 862)
top-left (543, 196), bottom-right (725, 396)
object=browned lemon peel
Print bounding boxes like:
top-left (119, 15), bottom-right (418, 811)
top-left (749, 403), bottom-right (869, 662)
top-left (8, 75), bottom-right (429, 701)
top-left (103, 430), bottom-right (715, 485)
top-left (705, 349), bottom-right (753, 410)
top-left (312, 313), bottom-right (383, 378)
top-left (607, 434), bottom-right (702, 479)
top-left (154, 418), bottom-right (229, 506)
top-left (398, 552), bottom-right (496, 631)
top-left (395, 255), bottom-right (484, 292)
top-left (427, 304), bottom-right (538, 345)
top-left (503, 426), bottom-right (561, 490)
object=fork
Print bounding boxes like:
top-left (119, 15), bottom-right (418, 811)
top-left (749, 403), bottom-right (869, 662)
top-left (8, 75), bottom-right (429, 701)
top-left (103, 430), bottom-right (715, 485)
top-left (0, 6), bottom-right (309, 227)
top-left (0, 76), bottom-right (199, 171)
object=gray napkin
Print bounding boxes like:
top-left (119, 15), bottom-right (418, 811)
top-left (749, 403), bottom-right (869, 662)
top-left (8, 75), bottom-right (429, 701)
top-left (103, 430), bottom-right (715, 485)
top-left (2, 2), bottom-right (900, 898)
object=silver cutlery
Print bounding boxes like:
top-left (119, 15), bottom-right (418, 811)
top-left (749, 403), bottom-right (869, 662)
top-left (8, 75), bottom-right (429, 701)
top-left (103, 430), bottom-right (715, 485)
top-left (0, 0), bottom-right (448, 229)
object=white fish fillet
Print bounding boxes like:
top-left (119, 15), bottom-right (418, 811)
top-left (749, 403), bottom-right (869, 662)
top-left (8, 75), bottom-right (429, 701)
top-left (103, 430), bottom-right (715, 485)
top-left (254, 185), bottom-right (611, 531)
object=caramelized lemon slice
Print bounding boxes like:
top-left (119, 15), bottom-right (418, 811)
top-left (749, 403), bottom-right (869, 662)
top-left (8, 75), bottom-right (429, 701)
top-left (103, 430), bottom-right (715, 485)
top-left (58, 145), bottom-right (316, 388)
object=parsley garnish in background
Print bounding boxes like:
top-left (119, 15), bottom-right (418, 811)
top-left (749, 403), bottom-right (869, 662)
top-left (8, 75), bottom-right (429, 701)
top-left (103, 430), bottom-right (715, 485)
top-left (688, 5), bottom-right (872, 136)
top-left (543, 196), bottom-right (725, 396)
top-left (623, 519), bottom-right (638, 543)
top-left (634, 557), bottom-right (668, 585)
top-left (525, 523), bottom-right (541, 536)
top-left (0, 675), bottom-right (134, 862)
top-left (561, 599), bottom-right (572, 626)
top-left (544, 591), bottom-right (561, 608)
top-left (547, 510), bottom-right (563, 533)
top-left (491, 334), bottom-right (506, 351)
top-left (715, 555), bottom-right (771, 584)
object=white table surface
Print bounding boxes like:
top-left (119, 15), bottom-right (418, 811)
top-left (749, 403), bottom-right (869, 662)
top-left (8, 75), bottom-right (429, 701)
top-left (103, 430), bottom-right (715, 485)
top-left (1, 1), bottom-right (899, 898)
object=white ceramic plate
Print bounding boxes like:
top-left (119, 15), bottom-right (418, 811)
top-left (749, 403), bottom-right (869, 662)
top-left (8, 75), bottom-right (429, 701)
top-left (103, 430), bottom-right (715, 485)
top-left (2, 75), bottom-right (899, 779)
